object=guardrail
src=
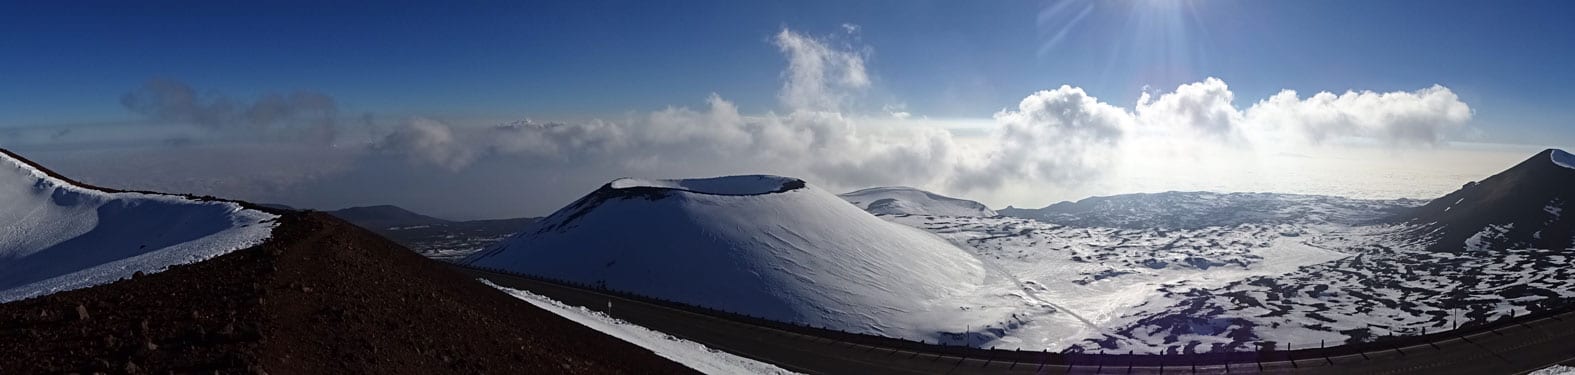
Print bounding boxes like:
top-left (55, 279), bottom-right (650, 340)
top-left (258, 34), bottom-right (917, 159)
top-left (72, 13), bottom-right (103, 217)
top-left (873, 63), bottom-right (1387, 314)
top-left (455, 262), bottom-right (1575, 369)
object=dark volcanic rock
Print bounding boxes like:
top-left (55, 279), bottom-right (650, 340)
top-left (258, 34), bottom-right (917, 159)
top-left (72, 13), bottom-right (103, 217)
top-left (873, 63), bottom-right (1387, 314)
top-left (0, 213), bottom-right (693, 374)
top-left (0, 192), bottom-right (689, 373)
top-left (0, 148), bottom-right (690, 373)
top-left (1403, 149), bottom-right (1575, 252)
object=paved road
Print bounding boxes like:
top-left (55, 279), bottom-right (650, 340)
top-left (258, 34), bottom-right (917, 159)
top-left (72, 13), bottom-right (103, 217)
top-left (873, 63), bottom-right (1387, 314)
top-left (456, 266), bottom-right (1575, 374)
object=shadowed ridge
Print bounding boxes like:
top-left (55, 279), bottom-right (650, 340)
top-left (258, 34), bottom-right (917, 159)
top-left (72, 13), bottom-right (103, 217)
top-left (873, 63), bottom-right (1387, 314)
top-left (0, 151), bottom-right (694, 374)
top-left (1403, 148), bottom-right (1575, 251)
top-left (0, 148), bottom-right (289, 215)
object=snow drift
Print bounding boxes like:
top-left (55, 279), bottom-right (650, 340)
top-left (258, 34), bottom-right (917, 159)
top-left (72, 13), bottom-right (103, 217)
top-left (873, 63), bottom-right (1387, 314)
top-left (0, 149), bottom-right (277, 302)
top-left (466, 175), bottom-right (989, 339)
top-left (1553, 149), bottom-right (1575, 170)
top-left (839, 186), bottom-right (998, 217)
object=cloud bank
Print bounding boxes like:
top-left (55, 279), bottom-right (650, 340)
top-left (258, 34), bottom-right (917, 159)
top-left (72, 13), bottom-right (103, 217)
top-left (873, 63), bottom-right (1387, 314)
top-left (953, 85), bottom-right (1129, 191)
top-left (373, 28), bottom-right (960, 190)
top-left (356, 26), bottom-right (1478, 213)
top-left (43, 26), bottom-right (1478, 218)
top-left (1246, 85), bottom-right (1472, 145)
top-left (120, 78), bottom-right (342, 144)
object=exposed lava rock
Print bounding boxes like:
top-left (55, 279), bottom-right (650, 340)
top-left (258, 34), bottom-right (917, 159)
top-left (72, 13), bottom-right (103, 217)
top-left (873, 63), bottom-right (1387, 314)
top-left (0, 211), bottom-right (694, 374)
top-left (1404, 148), bottom-right (1575, 252)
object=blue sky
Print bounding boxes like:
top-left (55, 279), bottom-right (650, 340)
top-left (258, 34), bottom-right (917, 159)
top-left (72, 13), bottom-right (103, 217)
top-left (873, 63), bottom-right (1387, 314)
top-left (3, 0), bottom-right (1572, 141)
top-left (1, 0), bottom-right (1572, 218)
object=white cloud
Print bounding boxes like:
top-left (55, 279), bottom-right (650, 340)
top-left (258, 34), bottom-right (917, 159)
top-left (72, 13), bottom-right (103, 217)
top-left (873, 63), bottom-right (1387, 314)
top-left (372, 52), bottom-right (1476, 211)
top-left (78, 27), bottom-right (1484, 218)
top-left (375, 98), bottom-right (960, 193)
top-left (947, 77), bottom-right (1475, 193)
top-left (1244, 85), bottom-right (1471, 145)
top-left (953, 85), bottom-right (1130, 191)
top-left (378, 117), bottom-right (476, 171)
top-left (882, 104), bottom-right (912, 120)
top-left (1135, 77), bottom-right (1244, 140)
top-left (369, 27), bottom-right (961, 193)
top-left (774, 28), bottom-right (870, 112)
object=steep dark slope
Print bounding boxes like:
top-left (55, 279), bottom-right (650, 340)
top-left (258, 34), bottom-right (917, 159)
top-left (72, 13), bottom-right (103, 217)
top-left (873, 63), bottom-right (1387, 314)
top-left (0, 150), bottom-right (692, 374)
top-left (1405, 149), bottom-right (1575, 252)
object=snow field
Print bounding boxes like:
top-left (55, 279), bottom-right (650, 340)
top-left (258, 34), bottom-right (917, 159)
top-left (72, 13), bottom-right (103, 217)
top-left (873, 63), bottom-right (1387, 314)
top-left (0, 152), bottom-right (278, 302)
top-left (486, 281), bottom-right (801, 375)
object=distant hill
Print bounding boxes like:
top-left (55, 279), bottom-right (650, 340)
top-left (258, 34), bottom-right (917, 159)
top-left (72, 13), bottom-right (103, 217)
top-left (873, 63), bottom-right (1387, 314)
top-left (838, 186), bottom-right (997, 217)
top-left (314, 205), bottom-right (536, 260)
top-left (1001, 191), bottom-right (1418, 229)
top-left (249, 204), bottom-right (538, 259)
top-left (326, 205), bottom-right (453, 229)
top-left (257, 203), bottom-right (298, 211)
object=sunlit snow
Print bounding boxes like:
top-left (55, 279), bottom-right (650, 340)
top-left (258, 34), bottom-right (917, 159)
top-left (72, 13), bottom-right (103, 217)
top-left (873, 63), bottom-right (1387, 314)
top-left (0, 152), bottom-right (277, 302)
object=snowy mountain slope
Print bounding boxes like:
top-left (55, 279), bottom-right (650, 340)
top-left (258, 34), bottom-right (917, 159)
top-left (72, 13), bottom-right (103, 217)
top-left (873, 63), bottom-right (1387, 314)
top-left (1001, 191), bottom-right (1420, 229)
top-left (839, 186), bottom-right (998, 217)
top-left (1084, 224), bottom-right (1575, 354)
top-left (459, 150), bottom-right (1573, 354)
top-left (1553, 149), bottom-right (1575, 170)
top-left (465, 175), bottom-right (1051, 343)
top-left (1064, 149), bottom-right (1575, 353)
top-left (1404, 148), bottom-right (1575, 252)
top-left (0, 149), bottom-right (278, 302)
top-left (487, 282), bottom-right (800, 375)
top-left (876, 194), bottom-right (1412, 351)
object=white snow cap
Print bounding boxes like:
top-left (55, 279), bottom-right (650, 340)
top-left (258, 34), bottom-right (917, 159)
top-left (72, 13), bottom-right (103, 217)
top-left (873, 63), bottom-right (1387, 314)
top-left (0, 151), bottom-right (278, 302)
top-left (1550, 149), bottom-right (1575, 170)
top-left (468, 175), bottom-right (988, 341)
top-left (607, 175), bottom-right (803, 195)
top-left (840, 186), bottom-right (998, 217)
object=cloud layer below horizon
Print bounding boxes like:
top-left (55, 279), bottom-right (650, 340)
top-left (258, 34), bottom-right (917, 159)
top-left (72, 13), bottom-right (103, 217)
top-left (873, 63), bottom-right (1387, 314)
top-left (12, 27), bottom-right (1493, 218)
top-left (371, 28), bottom-right (1475, 192)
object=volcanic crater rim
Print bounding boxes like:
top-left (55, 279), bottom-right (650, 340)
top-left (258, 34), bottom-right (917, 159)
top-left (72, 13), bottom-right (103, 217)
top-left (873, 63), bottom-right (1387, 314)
top-left (605, 175), bottom-right (807, 196)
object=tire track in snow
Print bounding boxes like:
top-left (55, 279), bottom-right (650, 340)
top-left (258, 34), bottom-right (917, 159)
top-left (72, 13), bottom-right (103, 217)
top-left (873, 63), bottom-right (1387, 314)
top-left (952, 235), bottom-right (1106, 334)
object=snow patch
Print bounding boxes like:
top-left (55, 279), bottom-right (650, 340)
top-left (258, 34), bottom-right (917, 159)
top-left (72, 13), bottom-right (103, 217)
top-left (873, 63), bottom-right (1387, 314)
top-left (881, 211), bottom-right (1362, 351)
top-left (1445, 197), bottom-right (1465, 212)
top-left (608, 175), bottom-right (802, 195)
top-left (840, 186), bottom-right (998, 217)
top-left (1552, 149), bottom-right (1575, 170)
top-left (1463, 223), bottom-right (1513, 252)
top-left (486, 281), bottom-right (799, 375)
top-left (1530, 365), bottom-right (1575, 375)
top-left (0, 152), bottom-right (277, 302)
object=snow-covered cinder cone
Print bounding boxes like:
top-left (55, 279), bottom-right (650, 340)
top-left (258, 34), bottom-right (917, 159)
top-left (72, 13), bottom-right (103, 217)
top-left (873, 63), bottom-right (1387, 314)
top-left (467, 175), bottom-right (991, 339)
top-left (0, 149), bottom-right (278, 302)
top-left (839, 186), bottom-right (998, 217)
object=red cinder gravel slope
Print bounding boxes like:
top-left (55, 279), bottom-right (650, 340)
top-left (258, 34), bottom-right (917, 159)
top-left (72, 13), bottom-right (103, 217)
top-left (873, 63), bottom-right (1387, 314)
top-left (0, 148), bottom-right (694, 374)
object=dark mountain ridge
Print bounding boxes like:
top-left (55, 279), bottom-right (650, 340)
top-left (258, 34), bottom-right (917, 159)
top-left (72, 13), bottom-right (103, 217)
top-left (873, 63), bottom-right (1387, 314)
top-left (1404, 148), bottom-right (1575, 252)
top-left (328, 205), bottom-right (453, 229)
top-left (0, 149), bottom-right (689, 374)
